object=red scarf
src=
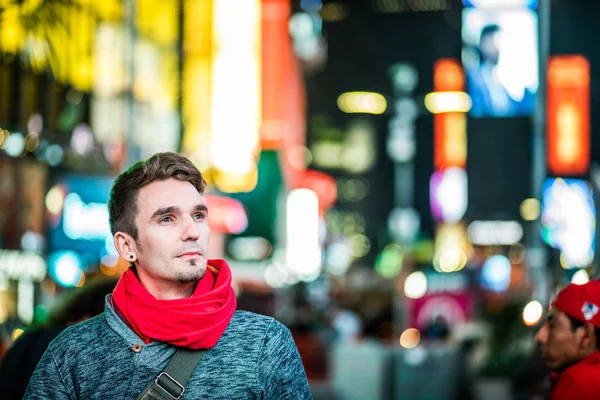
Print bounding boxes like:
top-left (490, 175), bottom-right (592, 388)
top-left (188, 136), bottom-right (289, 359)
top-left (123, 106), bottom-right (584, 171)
top-left (111, 259), bottom-right (236, 349)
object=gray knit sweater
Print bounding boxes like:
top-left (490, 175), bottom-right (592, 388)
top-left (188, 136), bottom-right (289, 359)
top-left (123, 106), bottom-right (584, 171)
top-left (24, 297), bottom-right (312, 399)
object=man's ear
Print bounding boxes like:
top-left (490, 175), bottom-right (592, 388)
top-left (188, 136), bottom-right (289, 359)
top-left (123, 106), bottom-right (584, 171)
top-left (579, 323), bottom-right (596, 349)
top-left (114, 232), bottom-right (138, 262)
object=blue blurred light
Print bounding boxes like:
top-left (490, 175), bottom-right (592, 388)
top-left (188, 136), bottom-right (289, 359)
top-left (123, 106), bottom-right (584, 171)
top-left (480, 255), bottom-right (511, 293)
top-left (48, 250), bottom-right (84, 288)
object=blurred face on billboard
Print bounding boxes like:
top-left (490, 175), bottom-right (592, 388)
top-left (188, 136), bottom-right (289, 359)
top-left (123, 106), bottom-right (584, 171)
top-left (479, 27), bottom-right (501, 65)
top-left (536, 308), bottom-right (589, 371)
top-left (118, 178), bottom-right (210, 297)
top-left (462, 8), bottom-right (538, 117)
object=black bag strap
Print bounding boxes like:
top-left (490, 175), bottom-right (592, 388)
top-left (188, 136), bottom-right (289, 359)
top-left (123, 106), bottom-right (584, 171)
top-left (137, 348), bottom-right (207, 400)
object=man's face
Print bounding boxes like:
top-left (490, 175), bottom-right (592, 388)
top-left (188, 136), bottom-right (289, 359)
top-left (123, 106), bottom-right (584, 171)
top-left (536, 308), bottom-right (585, 371)
top-left (132, 178), bottom-right (210, 285)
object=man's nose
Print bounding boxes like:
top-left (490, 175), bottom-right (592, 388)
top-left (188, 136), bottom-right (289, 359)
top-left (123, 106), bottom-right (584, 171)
top-left (181, 215), bottom-right (200, 241)
top-left (536, 323), bottom-right (548, 344)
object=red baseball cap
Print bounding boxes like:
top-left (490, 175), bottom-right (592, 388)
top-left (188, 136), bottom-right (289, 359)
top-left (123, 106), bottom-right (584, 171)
top-left (553, 280), bottom-right (600, 328)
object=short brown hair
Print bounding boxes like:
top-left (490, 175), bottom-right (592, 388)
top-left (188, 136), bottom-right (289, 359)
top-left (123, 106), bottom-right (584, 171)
top-left (108, 152), bottom-right (207, 240)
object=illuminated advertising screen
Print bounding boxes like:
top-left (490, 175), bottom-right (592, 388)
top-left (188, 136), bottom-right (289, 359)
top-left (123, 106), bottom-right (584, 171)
top-left (47, 174), bottom-right (115, 263)
top-left (541, 178), bottom-right (595, 268)
top-left (462, 0), bottom-right (538, 9)
top-left (462, 7), bottom-right (538, 117)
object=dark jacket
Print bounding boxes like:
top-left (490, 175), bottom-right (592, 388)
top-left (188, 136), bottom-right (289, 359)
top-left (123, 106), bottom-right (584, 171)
top-left (24, 296), bottom-right (312, 399)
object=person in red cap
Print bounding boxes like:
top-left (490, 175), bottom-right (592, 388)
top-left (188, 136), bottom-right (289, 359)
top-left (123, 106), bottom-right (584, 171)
top-left (536, 279), bottom-right (600, 399)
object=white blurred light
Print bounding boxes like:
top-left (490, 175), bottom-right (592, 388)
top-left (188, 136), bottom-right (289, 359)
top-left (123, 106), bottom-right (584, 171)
top-left (404, 271), bottom-right (427, 299)
top-left (17, 280), bottom-right (34, 325)
top-left (45, 186), bottom-right (65, 215)
top-left (264, 264), bottom-right (287, 288)
top-left (27, 113), bottom-right (43, 133)
top-left (4, 132), bottom-right (25, 157)
top-left (523, 300), bottom-right (543, 326)
top-left (388, 207), bottom-right (420, 243)
top-left (0, 250), bottom-right (47, 282)
top-left (467, 220), bottom-right (523, 245)
top-left (71, 123), bottom-right (95, 155)
top-left (387, 118), bottom-right (415, 163)
top-left (326, 241), bottom-right (352, 276)
top-left (342, 119), bottom-right (377, 174)
top-left (52, 252), bottom-right (84, 287)
top-left (571, 269), bottom-right (590, 285)
top-left (286, 189), bottom-right (322, 280)
top-left (430, 167), bottom-right (468, 223)
top-left (289, 12), bottom-right (313, 38)
top-left (210, 0), bottom-right (261, 176)
top-left (424, 91), bottom-right (472, 114)
top-left (101, 254), bottom-right (119, 268)
top-left (63, 193), bottom-right (111, 240)
top-left (228, 237), bottom-right (272, 261)
top-left (390, 63), bottom-right (418, 93)
top-left (541, 179), bottom-right (595, 269)
top-left (20, 231), bottom-right (45, 252)
top-left (45, 144), bottom-right (64, 166)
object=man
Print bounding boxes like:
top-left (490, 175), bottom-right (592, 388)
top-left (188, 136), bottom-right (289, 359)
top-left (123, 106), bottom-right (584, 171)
top-left (25, 152), bottom-right (312, 399)
top-left (536, 280), bottom-right (600, 399)
top-left (465, 24), bottom-right (534, 117)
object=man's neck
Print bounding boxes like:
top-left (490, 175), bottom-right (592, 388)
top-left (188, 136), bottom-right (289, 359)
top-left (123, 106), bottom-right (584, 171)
top-left (135, 269), bottom-right (198, 300)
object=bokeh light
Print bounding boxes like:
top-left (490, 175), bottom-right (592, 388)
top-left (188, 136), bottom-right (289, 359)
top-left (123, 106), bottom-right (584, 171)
top-left (400, 328), bottom-right (421, 348)
top-left (523, 301), bottom-right (543, 326)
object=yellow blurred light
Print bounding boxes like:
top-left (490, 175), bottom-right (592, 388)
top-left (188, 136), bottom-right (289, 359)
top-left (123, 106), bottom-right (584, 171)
top-left (213, 168), bottom-right (259, 194)
top-left (100, 264), bottom-right (117, 277)
top-left (337, 92), bottom-right (387, 115)
top-left (75, 274), bottom-right (86, 288)
top-left (349, 234), bottom-right (371, 258)
top-left (424, 91), bottom-right (472, 114)
top-left (0, 130), bottom-right (8, 149)
top-left (404, 271), bottom-right (427, 299)
top-left (434, 248), bottom-right (467, 273)
top-left (288, 146), bottom-right (312, 170)
top-left (12, 328), bottom-right (24, 341)
top-left (523, 301), bottom-right (543, 326)
top-left (571, 269), bottom-right (590, 285)
top-left (320, 3), bottom-right (348, 22)
top-left (45, 186), bottom-right (65, 215)
top-left (0, 129), bottom-right (4, 146)
top-left (181, 0), bottom-right (213, 169)
top-left (400, 328), bottom-right (420, 349)
top-left (25, 132), bottom-right (40, 152)
top-left (520, 198), bottom-right (541, 221)
top-left (508, 243), bottom-right (526, 264)
top-left (136, 0), bottom-right (179, 46)
top-left (0, 7), bottom-right (25, 53)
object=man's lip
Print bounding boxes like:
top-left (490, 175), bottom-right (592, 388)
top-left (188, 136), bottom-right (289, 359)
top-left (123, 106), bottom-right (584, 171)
top-left (178, 251), bottom-right (202, 257)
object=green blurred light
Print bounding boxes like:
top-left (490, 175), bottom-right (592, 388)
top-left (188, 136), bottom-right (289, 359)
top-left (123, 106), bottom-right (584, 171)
top-left (375, 244), bottom-right (404, 279)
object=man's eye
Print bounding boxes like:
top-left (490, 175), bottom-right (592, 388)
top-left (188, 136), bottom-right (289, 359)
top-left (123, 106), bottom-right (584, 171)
top-left (160, 216), bottom-right (173, 223)
top-left (193, 213), bottom-right (207, 220)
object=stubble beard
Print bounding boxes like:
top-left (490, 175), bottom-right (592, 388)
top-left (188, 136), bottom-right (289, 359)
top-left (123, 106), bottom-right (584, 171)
top-left (176, 258), bottom-right (207, 283)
